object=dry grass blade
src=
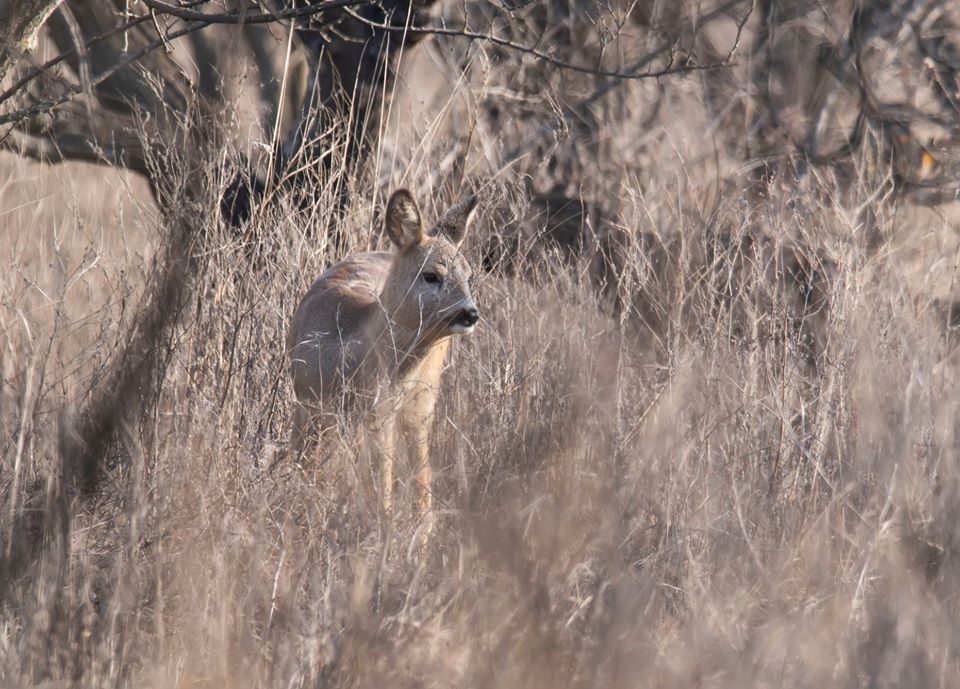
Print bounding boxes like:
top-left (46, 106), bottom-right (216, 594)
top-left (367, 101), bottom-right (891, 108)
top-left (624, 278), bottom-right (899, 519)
top-left (2, 0), bottom-right (960, 687)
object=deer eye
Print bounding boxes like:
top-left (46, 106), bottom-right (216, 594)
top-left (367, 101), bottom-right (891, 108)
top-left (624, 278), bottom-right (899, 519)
top-left (422, 271), bottom-right (442, 285)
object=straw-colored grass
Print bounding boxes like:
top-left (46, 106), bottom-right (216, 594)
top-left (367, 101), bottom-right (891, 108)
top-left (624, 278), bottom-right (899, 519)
top-left (2, 27), bottom-right (960, 688)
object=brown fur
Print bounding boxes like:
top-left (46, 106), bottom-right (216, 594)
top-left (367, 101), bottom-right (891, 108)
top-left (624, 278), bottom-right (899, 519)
top-left (287, 189), bottom-right (479, 514)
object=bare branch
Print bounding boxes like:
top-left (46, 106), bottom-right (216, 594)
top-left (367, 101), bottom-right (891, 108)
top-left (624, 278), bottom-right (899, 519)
top-left (139, 0), bottom-right (372, 25)
top-left (0, 3), bottom-right (186, 110)
top-left (343, 6), bottom-right (742, 81)
top-left (1, 106), bottom-right (146, 170)
top-left (0, 23), bottom-right (188, 126)
top-left (498, 0), bottom-right (751, 165)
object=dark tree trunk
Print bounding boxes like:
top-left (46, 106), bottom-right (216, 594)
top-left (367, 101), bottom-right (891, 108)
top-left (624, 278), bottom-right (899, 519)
top-left (221, 0), bottom-right (437, 231)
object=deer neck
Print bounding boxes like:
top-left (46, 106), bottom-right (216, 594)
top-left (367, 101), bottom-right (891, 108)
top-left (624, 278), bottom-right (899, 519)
top-left (366, 305), bottom-right (445, 379)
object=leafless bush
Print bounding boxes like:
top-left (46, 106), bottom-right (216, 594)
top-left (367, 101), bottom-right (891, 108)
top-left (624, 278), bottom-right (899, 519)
top-left (1, 0), bottom-right (960, 687)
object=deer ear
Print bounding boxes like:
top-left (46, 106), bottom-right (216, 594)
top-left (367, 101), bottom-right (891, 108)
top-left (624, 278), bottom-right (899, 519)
top-left (435, 193), bottom-right (478, 245)
top-left (384, 189), bottom-right (424, 250)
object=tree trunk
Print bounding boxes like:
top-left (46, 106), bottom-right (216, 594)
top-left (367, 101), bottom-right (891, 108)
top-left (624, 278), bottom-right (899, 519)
top-left (0, 0), bottom-right (63, 83)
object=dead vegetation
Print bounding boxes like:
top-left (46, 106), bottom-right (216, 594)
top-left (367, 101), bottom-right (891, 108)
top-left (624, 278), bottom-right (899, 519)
top-left (2, 0), bottom-right (960, 687)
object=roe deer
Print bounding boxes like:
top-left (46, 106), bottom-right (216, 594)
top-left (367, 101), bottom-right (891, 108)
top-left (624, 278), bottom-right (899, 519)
top-left (287, 189), bottom-right (480, 515)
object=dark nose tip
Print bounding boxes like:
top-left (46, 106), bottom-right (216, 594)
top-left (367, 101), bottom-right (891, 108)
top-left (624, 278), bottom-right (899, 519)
top-left (460, 308), bottom-right (480, 327)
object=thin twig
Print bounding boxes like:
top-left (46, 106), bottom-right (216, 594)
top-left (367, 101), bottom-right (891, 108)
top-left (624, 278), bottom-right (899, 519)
top-left (0, 0), bottom-right (208, 109)
top-left (139, 0), bottom-right (370, 25)
top-left (344, 6), bottom-right (739, 81)
top-left (150, 8), bottom-right (174, 53)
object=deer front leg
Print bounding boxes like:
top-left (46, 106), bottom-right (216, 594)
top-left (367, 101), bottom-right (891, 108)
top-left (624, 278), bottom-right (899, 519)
top-left (397, 391), bottom-right (441, 517)
top-left (413, 423), bottom-right (433, 515)
top-left (397, 340), bottom-right (448, 518)
top-left (396, 415), bottom-right (433, 515)
top-left (372, 409), bottom-right (396, 514)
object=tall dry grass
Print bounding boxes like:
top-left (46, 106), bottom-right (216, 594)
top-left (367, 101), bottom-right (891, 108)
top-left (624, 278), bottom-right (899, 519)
top-left (2, 33), bottom-right (960, 689)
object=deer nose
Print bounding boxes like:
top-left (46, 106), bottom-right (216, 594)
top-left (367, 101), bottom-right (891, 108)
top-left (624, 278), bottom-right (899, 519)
top-left (459, 307), bottom-right (480, 327)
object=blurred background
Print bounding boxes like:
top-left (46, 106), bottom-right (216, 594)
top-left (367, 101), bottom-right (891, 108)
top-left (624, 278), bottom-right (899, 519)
top-left (2, 0), bottom-right (960, 686)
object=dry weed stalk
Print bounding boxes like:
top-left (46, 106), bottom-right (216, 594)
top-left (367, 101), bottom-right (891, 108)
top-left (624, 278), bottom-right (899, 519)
top-left (1, 0), bottom-right (960, 687)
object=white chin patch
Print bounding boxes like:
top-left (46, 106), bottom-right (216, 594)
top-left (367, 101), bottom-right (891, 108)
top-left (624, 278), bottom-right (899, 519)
top-left (449, 323), bottom-right (476, 335)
